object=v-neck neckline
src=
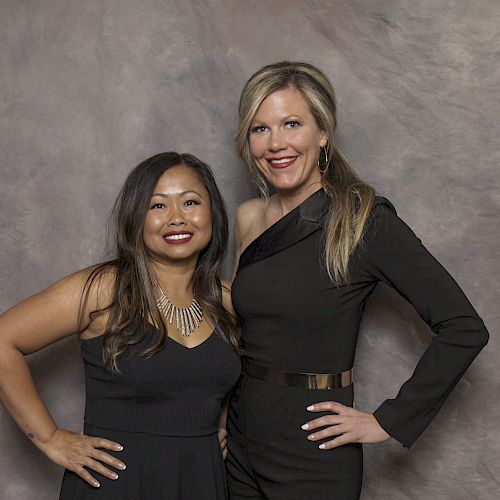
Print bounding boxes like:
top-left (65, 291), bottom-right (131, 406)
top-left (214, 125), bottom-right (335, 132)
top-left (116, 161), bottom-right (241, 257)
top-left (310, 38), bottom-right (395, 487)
top-left (80, 324), bottom-right (217, 351)
top-left (166, 329), bottom-right (216, 350)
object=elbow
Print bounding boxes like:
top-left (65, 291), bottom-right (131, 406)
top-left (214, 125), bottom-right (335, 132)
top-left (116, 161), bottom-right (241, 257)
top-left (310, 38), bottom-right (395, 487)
top-left (469, 317), bottom-right (489, 349)
top-left (478, 325), bottom-right (489, 349)
top-left (0, 341), bottom-right (24, 365)
top-left (438, 316), bottom-right (489, 350)
top-left (473, 315), bottom-right (489, 348)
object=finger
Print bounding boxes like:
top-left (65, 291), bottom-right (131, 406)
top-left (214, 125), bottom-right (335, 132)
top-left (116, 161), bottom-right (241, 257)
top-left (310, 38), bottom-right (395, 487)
top-left (307, 424), bottom-right (346, 441)
top-left (301, 415), bottom-right (343, 431)
top-left (222, 449), bottom-right (228, 459)
top-left (91, 449), bottom-right (126, 471)
top-left (318, 433), bottom-right (353, 450)
top-left (82, 457), bottom-right (120, 480)
top-left (220, 438), bottom-right (227, 451)
top-left (90, 437), bottom-right (124, 451)
top-left (75, 466), bottom-right (101, 488)
top-left (218, 429), bottom-right (227, 443)
top-left (307, 401), bottom-right (347, 413)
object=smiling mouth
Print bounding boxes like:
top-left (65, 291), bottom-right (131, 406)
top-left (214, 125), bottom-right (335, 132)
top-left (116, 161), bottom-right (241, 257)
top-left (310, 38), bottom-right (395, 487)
top-left (267, 156), bottom-right (299, 169)
top-left (163, 232), bottom-right (193, 244)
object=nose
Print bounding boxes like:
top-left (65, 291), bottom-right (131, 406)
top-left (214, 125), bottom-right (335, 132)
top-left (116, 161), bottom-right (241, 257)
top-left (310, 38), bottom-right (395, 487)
top-left (168, 217), bottom-right (185, 226)
top-left (268, 129), bottom-right (287, 152)
top-left (168, 204), bottom-right (186, 226)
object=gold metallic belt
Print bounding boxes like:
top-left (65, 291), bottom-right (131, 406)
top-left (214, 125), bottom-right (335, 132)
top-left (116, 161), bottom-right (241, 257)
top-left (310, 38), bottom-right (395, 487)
top-left (242, 358), bottom-right (353, 390)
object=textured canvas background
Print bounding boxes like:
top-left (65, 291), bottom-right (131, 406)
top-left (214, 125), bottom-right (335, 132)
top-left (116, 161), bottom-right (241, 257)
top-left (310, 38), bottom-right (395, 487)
top-left (1, 1), bottom-right (499, 498)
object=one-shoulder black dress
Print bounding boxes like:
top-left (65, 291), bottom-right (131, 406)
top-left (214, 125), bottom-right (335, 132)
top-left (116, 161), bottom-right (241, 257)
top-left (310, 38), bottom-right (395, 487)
top-left (60, 325), bottom-right (240, 500)
top-left (226, 189), bottom-right (488, 500)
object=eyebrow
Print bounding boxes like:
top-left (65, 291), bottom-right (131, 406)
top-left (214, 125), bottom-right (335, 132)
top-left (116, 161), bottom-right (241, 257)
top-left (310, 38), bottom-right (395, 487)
top-left (151, 190), bottom-right (204, 198)
top-left (252, 114), bottom-right (305, 124)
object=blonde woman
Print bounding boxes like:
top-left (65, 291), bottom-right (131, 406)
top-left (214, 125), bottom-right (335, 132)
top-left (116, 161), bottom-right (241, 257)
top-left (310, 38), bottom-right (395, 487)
top-left (226, 62), bottom-right (488, 499)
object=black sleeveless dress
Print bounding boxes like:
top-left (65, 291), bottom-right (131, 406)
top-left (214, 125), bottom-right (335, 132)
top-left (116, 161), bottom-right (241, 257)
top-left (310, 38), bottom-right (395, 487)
top-left (226, 189), bottom-right (488, 499)
top-left (60, 325), bottom-right (240, 500)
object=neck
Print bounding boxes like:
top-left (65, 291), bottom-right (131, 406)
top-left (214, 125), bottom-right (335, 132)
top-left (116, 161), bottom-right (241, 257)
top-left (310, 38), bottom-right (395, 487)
top-left (151, 259), bottom-right (197, 303)
top-left (274, 180), bottom-right (323, 216)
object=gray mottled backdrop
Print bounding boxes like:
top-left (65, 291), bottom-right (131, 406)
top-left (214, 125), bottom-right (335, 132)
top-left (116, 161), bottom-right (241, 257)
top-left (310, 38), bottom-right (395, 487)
top-left (1, 1), bottom-right (498, 498)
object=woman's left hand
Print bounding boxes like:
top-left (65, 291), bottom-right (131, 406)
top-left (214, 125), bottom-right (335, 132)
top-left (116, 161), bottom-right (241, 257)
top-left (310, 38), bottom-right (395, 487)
top-left (218, 427), bottom-right (228, 459)
top-left (301, 401), bottom-right (390, 449)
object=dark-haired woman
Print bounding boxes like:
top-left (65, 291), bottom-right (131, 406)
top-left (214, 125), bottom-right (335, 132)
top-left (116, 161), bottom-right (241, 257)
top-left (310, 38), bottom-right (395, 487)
top-left (226, 62), bottom-right (489, 499)
top-left (0, 152), bottom-right (240, 499)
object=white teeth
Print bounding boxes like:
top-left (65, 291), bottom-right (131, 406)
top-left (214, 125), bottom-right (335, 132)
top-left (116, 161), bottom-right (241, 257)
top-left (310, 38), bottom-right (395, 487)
top-left (165, 233), bottom-right (192, 240)
top-left (271, 157), bottom-right (295, 164)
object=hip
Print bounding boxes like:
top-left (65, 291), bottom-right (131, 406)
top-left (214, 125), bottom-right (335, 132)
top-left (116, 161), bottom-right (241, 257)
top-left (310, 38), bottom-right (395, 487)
top-left (229, 373), bottom-right (354, 436)
top-left (226, 375), bottom-right (362, 498)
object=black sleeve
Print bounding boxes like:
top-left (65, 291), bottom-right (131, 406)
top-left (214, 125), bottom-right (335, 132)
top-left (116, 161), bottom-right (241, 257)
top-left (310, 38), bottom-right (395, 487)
top-left (362, 198), bottom-right (489, 448)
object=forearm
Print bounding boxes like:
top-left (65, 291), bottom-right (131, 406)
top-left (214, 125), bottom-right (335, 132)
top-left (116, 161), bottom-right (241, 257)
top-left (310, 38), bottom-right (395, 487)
top-left (0, 346), bottom-right (58, 449)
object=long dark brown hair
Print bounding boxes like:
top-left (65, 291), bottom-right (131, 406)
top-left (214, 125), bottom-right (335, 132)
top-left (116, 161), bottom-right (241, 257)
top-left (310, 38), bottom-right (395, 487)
top-left (236, 61), bottom-right (376, 284)
top-left (79, 152), bottom-right (238, 372)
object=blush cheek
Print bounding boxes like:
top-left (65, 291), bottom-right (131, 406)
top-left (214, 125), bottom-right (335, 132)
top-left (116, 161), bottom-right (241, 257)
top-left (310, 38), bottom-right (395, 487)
top-left (143, 214), bottom-right (165, 252)
top-left (293, 134), bottom-right (313, 155)
top-left (195, 211), bottom-right (213, 247)
top-left (191, 209), bottom-right (210, 227)
top-left (250, 137), bottom-right (267, 161)
top-left (188, 207), bottom-right (210, 232)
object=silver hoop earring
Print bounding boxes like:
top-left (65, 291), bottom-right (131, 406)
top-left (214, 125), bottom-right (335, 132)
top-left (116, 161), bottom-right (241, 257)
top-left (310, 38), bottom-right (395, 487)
top-left (319, 146), bottom-right (329, 173)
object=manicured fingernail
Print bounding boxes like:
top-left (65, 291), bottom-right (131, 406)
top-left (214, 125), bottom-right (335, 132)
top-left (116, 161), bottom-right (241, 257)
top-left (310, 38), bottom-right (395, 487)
top-left (116, 444), bottom-right (123, 450)
top-left (301, 423), bottom-right (309, 430)
top-left (307, 405), bottom-right (314, 411)
top-left (93, 481), bottom-right (101, 488)
top-left (118, 463), bottom-right (126, 470)
top-left (319, 443), bottom-right (326, 449)
top-left (308, 434), bottom-right (316, 440)
top-left (111, 473), bottom-right (118, 479)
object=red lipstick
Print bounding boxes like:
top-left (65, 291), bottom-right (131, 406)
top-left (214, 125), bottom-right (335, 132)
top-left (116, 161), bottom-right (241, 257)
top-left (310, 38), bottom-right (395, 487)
top-left (267, 156), bottom-right (299, 169)
top-left (163, 231), bottom-right (193, 244)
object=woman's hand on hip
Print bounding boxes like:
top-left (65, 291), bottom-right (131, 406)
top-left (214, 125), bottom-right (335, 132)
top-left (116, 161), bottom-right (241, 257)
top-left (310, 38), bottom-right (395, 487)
top-left (301, 401), bottom-right (390, 449)
top-left (38, 428), bottom-right (126, 488)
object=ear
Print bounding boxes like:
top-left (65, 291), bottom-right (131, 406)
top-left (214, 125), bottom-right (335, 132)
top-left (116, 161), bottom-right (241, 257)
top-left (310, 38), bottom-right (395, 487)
top-left (319, 131), bottom-right (328, 148)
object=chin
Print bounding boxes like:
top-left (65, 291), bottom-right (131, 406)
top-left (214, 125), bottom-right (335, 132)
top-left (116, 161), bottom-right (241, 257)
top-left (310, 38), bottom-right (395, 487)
top-left (270, 177), bottom-right (306, 193)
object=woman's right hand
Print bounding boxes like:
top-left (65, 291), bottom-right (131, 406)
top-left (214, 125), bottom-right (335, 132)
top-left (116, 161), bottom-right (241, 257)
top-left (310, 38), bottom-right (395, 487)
top-left (38, 429), bottom-right (126, 488)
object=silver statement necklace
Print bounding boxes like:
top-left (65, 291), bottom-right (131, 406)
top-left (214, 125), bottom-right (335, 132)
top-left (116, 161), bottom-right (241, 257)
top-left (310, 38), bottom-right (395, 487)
top-left (156, 286), bottom-right (203, 337)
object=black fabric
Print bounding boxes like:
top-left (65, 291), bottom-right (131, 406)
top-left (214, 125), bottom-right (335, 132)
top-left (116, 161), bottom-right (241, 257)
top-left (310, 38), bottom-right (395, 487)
top-left (60, 424), bottom-right (227, 500)
top-left (226, 375), bottom-right (363, 500)
top-left (81, 325), bottom-right (240, 436)
top-left (227, 189), bottom-right (488, 497)
top-left (60, 327), bottom-right (241, 499)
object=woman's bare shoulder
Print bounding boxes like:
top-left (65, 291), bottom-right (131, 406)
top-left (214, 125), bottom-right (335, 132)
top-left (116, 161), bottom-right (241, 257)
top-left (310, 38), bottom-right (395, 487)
top-left (235, 197), bottom-right (267, 240)
top-left (82, 264), bottom-right (117, 309)
top-left (0, 263), bottom-right (117, 352)
top-left (236, 197), bottom-right (266, 220)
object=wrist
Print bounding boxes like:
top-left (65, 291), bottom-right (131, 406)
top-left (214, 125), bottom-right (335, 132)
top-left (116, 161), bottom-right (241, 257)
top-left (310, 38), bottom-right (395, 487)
top-left (29, 426), bottom-right (58, 448)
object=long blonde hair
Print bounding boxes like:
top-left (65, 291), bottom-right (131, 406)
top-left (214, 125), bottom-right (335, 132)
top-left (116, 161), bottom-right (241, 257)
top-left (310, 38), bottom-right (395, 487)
top-left (236, 61), bottom-right (375, 284)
